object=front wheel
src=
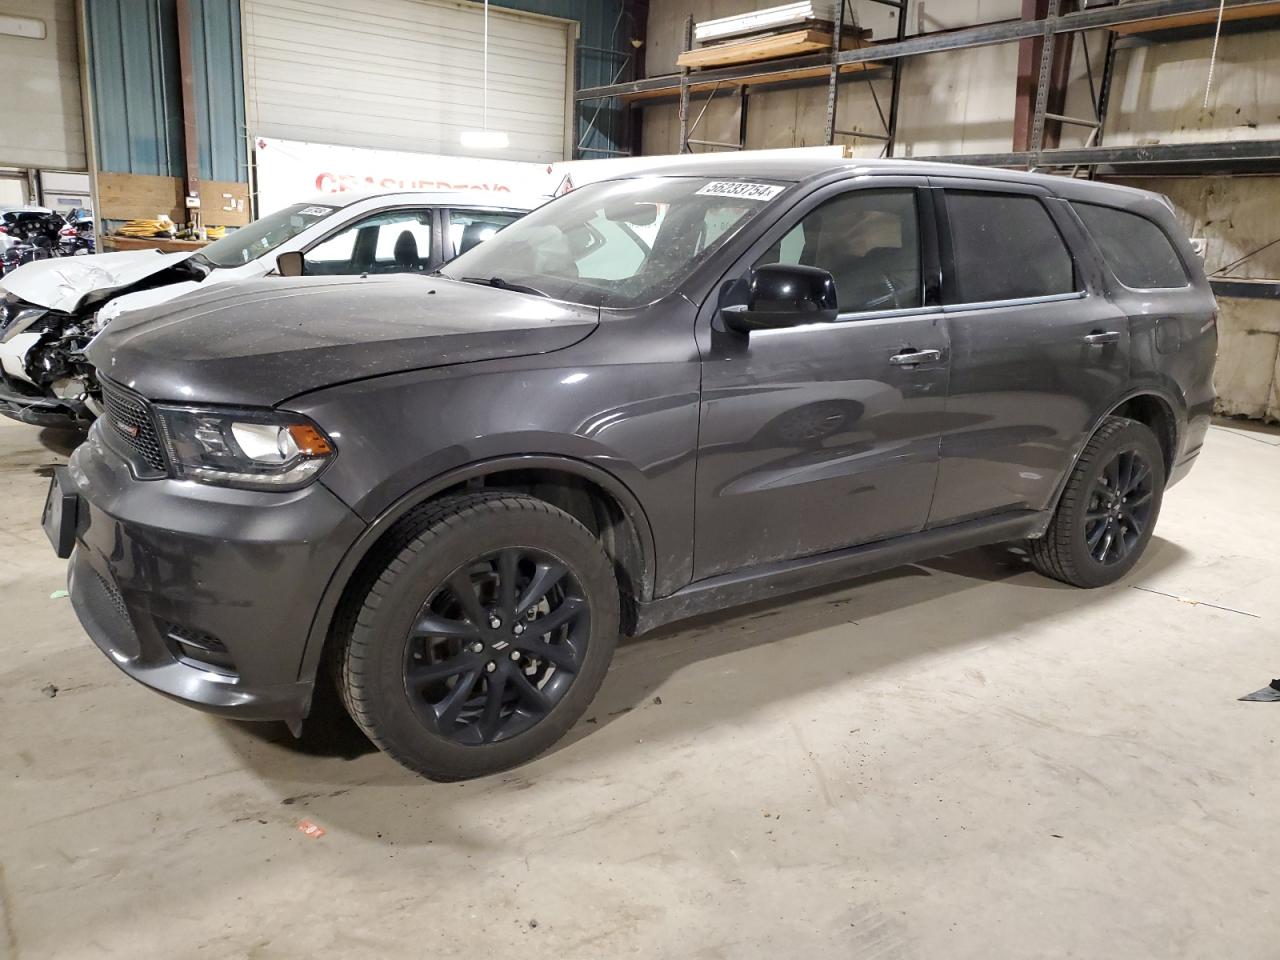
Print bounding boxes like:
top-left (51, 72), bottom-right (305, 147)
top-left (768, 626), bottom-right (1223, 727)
top-left (1028, 416), bottom-right (1166, 588)
top-left (340, 493), bottom-right (620, 781)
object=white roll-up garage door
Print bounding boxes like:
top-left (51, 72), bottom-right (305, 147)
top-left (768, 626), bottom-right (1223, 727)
top-left (0, 0), bottom-right (85, 170)
top-left (242, 0), bottom-right (573, 163)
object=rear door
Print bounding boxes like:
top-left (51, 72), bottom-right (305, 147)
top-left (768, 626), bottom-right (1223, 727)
top-left (926, 179), bottom-right (1130, 527)
top-left (693, 179), bottom-right (950, 579)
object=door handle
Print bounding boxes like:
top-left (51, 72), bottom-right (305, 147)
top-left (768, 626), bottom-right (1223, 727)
top-left (889, 348), bottom-right (943, 366)
top-left (1083, 331), bottom-right (1121, 345)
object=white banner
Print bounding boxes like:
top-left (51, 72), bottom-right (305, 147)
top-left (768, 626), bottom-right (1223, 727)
top-left (252, 137), bottom-right (558, 215)
top-left (252, 137), bottom-right (855, 215)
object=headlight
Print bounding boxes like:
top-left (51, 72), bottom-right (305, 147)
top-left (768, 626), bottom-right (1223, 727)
top-left (0, 302), bottom-right (48, 343)
top-left (153, 405), bottom-right (336, 490)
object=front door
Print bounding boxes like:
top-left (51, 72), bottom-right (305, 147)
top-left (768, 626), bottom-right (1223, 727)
top-left (926, 181), bottom-right (1131, 526)
top-left (693, 182), bottom-right (949, 580)
top-left (301, 207), bottom-right (438, 275)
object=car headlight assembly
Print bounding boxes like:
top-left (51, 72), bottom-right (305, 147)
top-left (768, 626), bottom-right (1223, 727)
top-left (153, 406), bottom-right (335, 491)
top-left (0, 302), bottom-right (48, 342)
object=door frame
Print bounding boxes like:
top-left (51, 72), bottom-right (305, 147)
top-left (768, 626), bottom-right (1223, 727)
top-left (693, 176), bottom-right (943, 355)
top-left (926, 175), bottom-right (1108, 310)
top-left (689, 175), bottom-right (952, 577)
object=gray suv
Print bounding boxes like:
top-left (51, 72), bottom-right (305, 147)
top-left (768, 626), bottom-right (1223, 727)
top-left (43, 158), bottom-right (1217, 780)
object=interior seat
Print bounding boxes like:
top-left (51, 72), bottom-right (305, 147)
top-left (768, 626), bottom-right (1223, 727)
top-left (393, 230), bottom-right (421, 270)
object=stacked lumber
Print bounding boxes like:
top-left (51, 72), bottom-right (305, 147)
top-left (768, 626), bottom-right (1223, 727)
top-left (679, 2), bottom-right (867, 71)
top-left (677, 28), bottom-right (872, 69)
top-left (1109, 0), bottom-right (1280, 34)
top-left (693, 2), bottom-right (843, 43)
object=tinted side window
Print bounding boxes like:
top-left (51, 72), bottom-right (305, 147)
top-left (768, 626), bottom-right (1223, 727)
top-left (1072, 202), bottom-right (1188, 289)
top-left (756, 188), bottom-right (921, 313)
top-left (303, 209), bottom-right (432, 275)
top-left (448, 209), bottom-right (523, 259)
top-left (945, 191), bottom-right (1076, 302)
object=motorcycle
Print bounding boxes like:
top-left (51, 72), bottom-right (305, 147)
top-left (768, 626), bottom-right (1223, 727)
top-left (58, 218), bottom-right (95, 257)
top-left (0, 212), bottom-right (65, 276)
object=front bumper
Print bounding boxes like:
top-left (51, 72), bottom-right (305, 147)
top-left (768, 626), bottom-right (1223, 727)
top-left (63, 424), bottom-right (366, 721)
top-left (0, 384), bottom-right (87, 427)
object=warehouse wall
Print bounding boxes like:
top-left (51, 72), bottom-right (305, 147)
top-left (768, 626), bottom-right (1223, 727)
top-left (1106, 30), bottom-right (1280, 148)
top-left (494, 0), bottom-right (634, 156)
top-left (191, 0), bottom-right (248, 181)
top-left (639, 0), bottom-right (1279, 157)
top-left (86, 0), bottom-right (247, 181)
top-left (84, 0), bottom-right (626, 174)
top-left (0, 0), bottom-right (85, 170)
top-left (640, 0), bottom-right (1091, 156)
top-left (1115, 175), bottom-right (1280, 423)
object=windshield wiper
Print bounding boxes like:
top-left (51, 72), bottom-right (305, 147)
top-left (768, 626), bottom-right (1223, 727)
top-left (460, 276), bottom-right (548, 298)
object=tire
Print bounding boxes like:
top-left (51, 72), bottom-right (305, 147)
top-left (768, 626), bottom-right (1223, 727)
top-left (1028, 416), bottom-right (1166, 588)
top-left (339, 492), bottom-right (619, 781)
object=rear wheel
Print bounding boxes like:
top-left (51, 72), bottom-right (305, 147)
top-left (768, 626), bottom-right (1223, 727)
top-left (340, 493), bottom-right (619, 780)
top-left (1028, 416), bottom-right (1165, 588)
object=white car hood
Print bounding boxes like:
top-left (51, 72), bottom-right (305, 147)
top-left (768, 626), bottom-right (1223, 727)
top-left (0, 249), bottom-right (194, 313)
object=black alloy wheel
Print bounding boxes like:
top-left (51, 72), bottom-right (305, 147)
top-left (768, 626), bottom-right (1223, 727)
top-left (1027, 416), bottom-right (1166, 588)
top-left (403, 547), bottom-right (590, 746)
top-left (1082, 448), bottom-right (1155, 566)
top-left (339, 492), bottom-right (619, 781)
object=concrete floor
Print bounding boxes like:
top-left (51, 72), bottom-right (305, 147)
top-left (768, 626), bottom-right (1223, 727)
top-left (1, 416), bottom-right (1277, 960)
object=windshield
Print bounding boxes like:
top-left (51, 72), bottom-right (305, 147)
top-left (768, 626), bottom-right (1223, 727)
top-left (198, 202), bottom-right (342, 268)
top-left (439, 176), bottom-right (790, 308)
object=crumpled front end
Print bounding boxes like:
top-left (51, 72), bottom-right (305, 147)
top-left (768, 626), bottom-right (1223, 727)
top-left (0, 294), bottom-right (100, 426)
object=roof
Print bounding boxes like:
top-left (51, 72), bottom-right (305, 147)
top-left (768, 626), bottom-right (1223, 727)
top-left (597, 154), bottom-right (1159, 204)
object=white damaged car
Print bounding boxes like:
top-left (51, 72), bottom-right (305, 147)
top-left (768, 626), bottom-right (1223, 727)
top-left (0, 191), bottom-right (536, 426)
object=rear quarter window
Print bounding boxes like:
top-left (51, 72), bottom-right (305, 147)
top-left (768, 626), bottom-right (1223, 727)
top-left (1071, 202), bottom-right (1188, 289)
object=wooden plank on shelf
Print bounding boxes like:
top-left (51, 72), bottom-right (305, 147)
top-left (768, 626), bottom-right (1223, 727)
top-left (1109, 0), bottom-right (1280, 33)
top-left (677, 28), bottom-right (872, 69)
top-left (624, 59), bottom-right (883, 102)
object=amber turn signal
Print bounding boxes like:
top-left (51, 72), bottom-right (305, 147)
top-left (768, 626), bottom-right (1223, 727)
top-left (287, 423), bottom-right (334, 457)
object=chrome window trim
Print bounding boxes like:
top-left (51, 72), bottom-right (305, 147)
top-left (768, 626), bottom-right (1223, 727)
top-left (751, 304), bottom-right (944, 338)
top-left (941, 290), bottom-right (1088, 313)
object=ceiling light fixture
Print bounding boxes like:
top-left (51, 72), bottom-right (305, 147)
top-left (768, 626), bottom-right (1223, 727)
top-left (461, 0), bottom-right (510, 151)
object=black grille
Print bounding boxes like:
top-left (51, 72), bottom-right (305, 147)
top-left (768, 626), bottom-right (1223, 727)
top-left (94, 570), bottom-right (130, 626)
top-left (100, 379), bottom-right (167, 472)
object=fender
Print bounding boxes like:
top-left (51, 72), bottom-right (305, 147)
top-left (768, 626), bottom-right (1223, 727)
top-left (295, 453), bottom-right (658, 685)
top-left (1041, 382), bottom-right (1186, 531)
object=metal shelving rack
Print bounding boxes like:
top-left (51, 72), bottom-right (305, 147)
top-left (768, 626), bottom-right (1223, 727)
top-left (574, 0), bottom-right (1280, 173)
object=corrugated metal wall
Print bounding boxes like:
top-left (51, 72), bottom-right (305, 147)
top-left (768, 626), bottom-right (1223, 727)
top-left (191, 0), bottom-right (247, 181)
top-left (84, 0), bottom-right (626, 179)
top-left (492, 0), bottom-right (633, 156)
top-left (86, 0), bottom-right (247, 182)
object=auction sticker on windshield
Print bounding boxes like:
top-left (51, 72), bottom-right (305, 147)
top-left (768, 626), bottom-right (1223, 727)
top-left (695, 181), bottom-right (785, 202)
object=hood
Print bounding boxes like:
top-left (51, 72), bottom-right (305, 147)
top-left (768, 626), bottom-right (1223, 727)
top-left (0, 249), bottom-right (194, 313)
top-left (89, 274), bottom-right (600, 407)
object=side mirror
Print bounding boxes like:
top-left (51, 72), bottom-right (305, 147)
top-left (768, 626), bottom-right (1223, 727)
top-left (276, 251), bottom-right (304, 277)
top-left (720, 263), bottom-right (838, 334)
